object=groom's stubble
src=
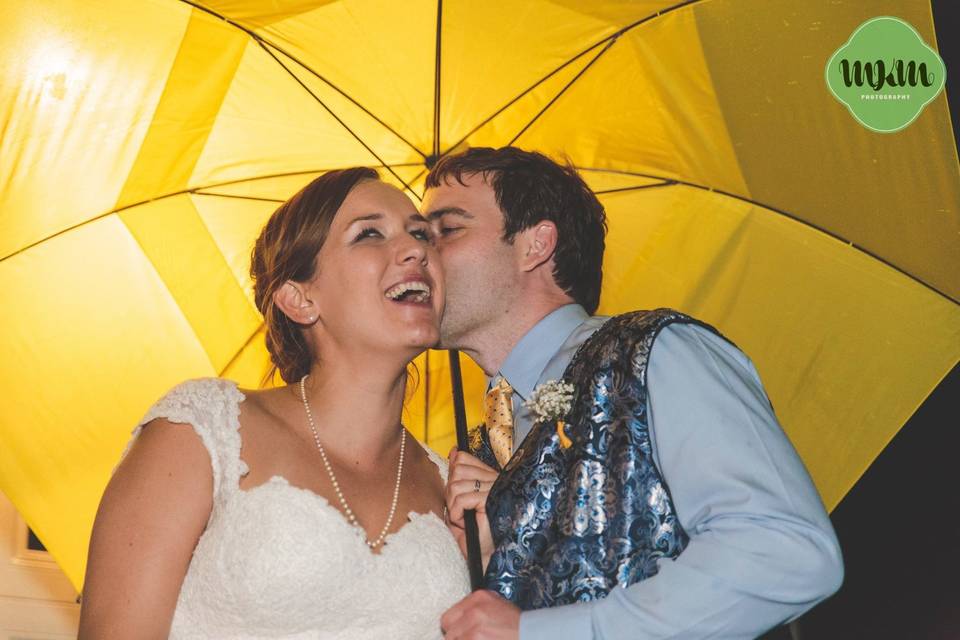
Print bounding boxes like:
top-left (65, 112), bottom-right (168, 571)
top-left (422, 180), bottom-right (522, 356)
top-left (436, 228), bottom-right (520, 351)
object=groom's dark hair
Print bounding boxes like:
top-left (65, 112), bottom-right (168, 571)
top-left (425, 147), bottom-right (607, 315)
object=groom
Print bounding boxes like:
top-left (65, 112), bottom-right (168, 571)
top-left (423, 147), bottom-right (843, 639)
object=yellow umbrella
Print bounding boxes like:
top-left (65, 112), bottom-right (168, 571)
top-left (1, 0), bottom-right (957, 590)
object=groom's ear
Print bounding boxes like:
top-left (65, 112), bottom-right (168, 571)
top-left (517, 221), bottom-right (558, 272)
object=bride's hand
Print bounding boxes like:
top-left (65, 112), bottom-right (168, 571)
top-left (445, 448), bottom-right (498, 569)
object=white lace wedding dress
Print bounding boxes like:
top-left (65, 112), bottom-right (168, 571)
top-left (130, 377), bottom-right (470, 639)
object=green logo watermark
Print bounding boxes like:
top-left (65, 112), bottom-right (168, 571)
top-left (825, 16), bottom-right (946, 133)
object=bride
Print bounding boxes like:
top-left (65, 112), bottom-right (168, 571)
top-left (79, 168), bottom-right (470, 638)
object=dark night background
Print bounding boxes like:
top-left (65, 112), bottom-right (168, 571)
top-left (769, 1), bottom-right (959, 637)
top-left (798, 362), bottom-right (959, 639)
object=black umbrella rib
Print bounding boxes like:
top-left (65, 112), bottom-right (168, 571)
top-left (582, 169), bottom-right (960, 307)
top-left (177, 0), bottom-right (427, 160)
top-left (257, 42), bottom-right (420, 199)
top-left (193, 192), bottom-right (285, 203)
top-left (423, 349), bottom-right (431, 444)
top-left (0, 164), bottom-right (423, 263)
top-left (593, 181), bottom-right (675, 195)
top-left (507, 38), bottom-right (616, 146)
top-left (184, 163), bottom-right (422, 197)
top-left (406, 167), bottom-right (431, 200)
top-left (444, 0), bottom-right (704, 154)
top-left (218, 321), bottom-right (265, 378)
top-left (440, 35), bottom-right (610, 155)
top-left (432, 0), bottom-right (443, 160)
top-left (196, 164), bottom-right (424, 190)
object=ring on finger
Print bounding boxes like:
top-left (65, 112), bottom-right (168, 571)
top-left (474, 479), bottom-right (481, 492)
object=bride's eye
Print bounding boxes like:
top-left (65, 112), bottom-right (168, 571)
top-left (353, 227), bottom-right (383, 242)
top-left (410, 227), bottom-right (433, 242)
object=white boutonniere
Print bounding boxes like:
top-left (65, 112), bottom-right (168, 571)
top-left (524, 380), bottom-right (575, 449)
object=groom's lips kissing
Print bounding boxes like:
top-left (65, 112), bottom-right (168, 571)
top-left (384, 272), bottom-right (433, 306)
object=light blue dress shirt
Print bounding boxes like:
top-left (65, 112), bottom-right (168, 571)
top-left (489, 304), bottom-right (843, 639)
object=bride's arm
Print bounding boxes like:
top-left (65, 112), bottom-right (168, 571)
top-left (78, 419), bottom-right (213, 639)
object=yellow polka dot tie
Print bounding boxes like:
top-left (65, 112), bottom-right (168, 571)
top-left (484, 377), bottom-right (515, 468)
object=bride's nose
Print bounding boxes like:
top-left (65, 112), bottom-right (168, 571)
top-left (396, 235), bottom-right (428, 265)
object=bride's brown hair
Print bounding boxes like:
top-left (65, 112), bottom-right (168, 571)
top-left (250, 167), bottom-right (379, 385)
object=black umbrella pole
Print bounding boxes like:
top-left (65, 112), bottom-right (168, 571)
top-left (447, 349), bottom-right (485, 590)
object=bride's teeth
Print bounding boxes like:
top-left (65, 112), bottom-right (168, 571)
top-left (385, 281), bottom-right (431, 301)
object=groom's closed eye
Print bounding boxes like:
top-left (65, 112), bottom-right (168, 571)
top-left (437, 224), bottom-right (463, 236)
top-left (427, 207), bottom-right (472, 239)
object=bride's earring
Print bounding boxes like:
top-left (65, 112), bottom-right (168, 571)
top-left (302, 301), bottom-right (317, 325)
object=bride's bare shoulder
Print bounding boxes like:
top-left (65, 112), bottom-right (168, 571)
top-left (234, 384), bottom-right (303, 438)
top-left (237, 383), bottom-right (297, 411)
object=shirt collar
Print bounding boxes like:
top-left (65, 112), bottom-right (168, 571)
top-left (493, 304), bottom-right (590, 401)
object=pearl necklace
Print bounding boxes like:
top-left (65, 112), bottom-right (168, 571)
top-left (298, 375), bottom-right (406, 549)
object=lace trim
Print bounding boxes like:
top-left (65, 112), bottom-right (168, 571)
top-left (417, 439), bottom-right (449, 484)
top-left (129, 378), bottom-right (246, 504)
top-left (133, 378), bottom-right (448, 514)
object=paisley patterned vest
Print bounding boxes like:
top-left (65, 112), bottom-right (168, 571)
top-left (471, 309), bottom-right (725, 609)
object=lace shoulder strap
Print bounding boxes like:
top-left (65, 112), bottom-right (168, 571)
top-left (417, 439), bottom-right (449, 483)
top-left (130, 377), bottom-right (246, 503)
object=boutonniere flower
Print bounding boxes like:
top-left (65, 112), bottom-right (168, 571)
top-left (524, 380), bottom-right (575, 449)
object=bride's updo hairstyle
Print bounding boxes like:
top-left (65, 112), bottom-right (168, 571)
top-left (251, 167), bottom-right (379, 384)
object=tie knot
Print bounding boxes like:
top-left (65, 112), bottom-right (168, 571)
top-left (483, 377), bottom-right (515, 468)
top-left (490, 376), bottom-right (513, 397)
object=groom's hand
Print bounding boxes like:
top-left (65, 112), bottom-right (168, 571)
top-left (446, 448), bottom-right (497, 568)
top-left (441, 589), bottom-right (520, 640)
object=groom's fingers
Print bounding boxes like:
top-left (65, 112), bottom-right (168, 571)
top-left (447, 490), bottom-right (494, 561)
top-left (445, 450), bottom-right (498, 564)
top-left (447, 485), bottom-right (488, 524)
top-left (440, 593), bottom-right (466, 632)
top-left (441, 590), bottom-right (520, 640)
top-left (449, 478), bottom-right (494, 493)
top-left (445, 477), bottom-right (495, 514)
top-left (446, 453), bottom-right (498, 512)
top-left (445, 466), bottom-right (495, 515)
top-left (447, 478), bottom-right (493, 503)
top-left (448, 464), bottom-right (498, 487)
top-left (443, 623), bottom-right (484, 640)
top-left (449, 450), bottom-right (498, 475)
top-left (440, 590), bottom-right (476, 634)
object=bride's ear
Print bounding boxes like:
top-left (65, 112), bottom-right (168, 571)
top-left (273, 281), bottom-right (319, 325)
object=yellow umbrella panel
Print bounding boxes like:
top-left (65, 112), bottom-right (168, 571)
top-left (1, 0), bottom-right (958, 589)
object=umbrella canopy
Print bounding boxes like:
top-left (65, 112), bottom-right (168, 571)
top-left (1, 0), bottom-right (958, 589)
